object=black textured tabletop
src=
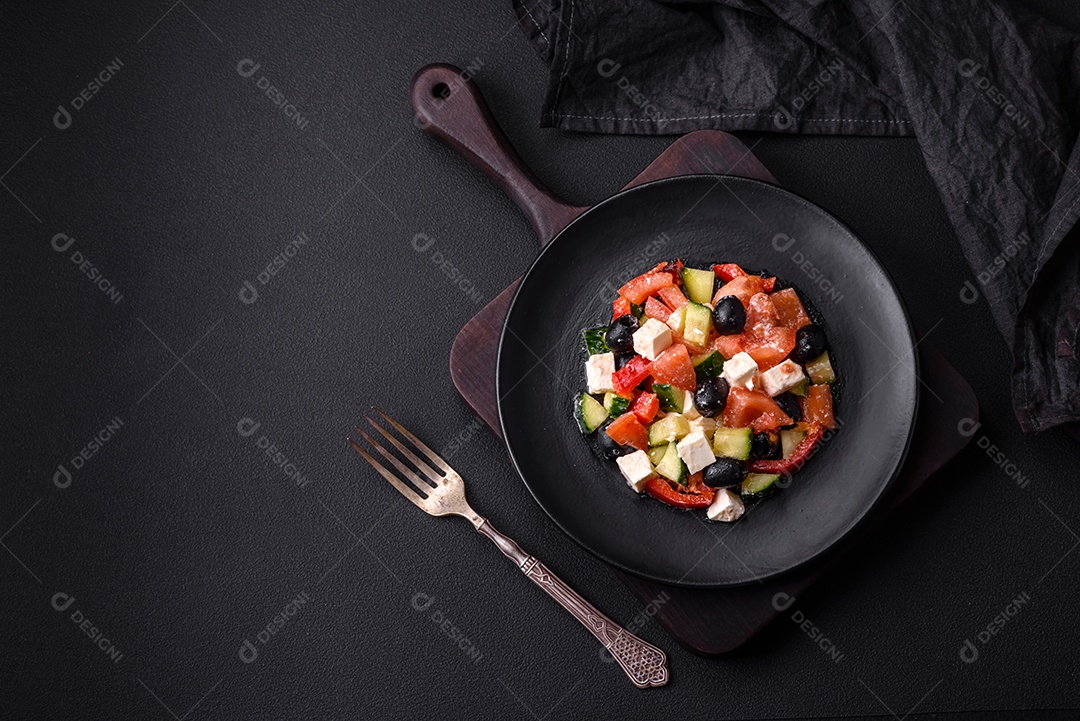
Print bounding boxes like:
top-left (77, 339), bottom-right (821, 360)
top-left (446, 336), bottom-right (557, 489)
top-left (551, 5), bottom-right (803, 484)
top-left (5, 1), bottom-right (1080, 719)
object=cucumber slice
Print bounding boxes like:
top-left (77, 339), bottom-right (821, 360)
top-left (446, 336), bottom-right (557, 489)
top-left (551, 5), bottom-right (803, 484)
top-left (741, 472), bottom-right (780, 498)
top-left (575, 393), bottom-right (608, 434)
top-left (805, 351), bottom-right (836, 384)
top-left (667, 305), bottom-right (687, 334)
top-left (683, 302), bottom-right (712, 346)
top-left (655, 442), bottom-right (689, 485)
top-left (712, 427), bottom-right (752, 460)
top-left (780, 429), bottom-right (806, 459)
top-left (630, 302), bottom-right (645, 320)
top-left (603, 392), bottom-right (631, 417)
top-left (647, 444), bottom-right (668, 465)
top-left (680, 267), bottom-right (716, 305)
top-left (789, 378), bottom-right (809, 397)
top-left (693, 351), bottom-right (724, 379)
top-left (653, 383), bottom-right (683, 413)
top-left (648, 414), bottom-right (690, 446)
top-left (583, 327), bottom-right (609, 355)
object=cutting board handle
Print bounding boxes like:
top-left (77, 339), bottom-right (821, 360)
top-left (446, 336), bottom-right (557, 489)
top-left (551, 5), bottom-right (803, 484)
top-left (411, 64), bottom-right (585, 246)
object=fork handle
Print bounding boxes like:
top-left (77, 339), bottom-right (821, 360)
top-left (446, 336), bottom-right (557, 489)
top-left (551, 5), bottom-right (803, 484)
top-left (475, 520), bottom-right (669, 688)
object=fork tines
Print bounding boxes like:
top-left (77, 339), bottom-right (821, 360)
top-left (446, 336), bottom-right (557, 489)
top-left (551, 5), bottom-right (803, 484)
top-left (347, 409), bottom-right (453, 507)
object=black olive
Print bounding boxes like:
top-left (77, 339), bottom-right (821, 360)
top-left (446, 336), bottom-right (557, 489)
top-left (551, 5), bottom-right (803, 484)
top-left (605, 315), bottom-right (639, 353)
top-left (614, 351), bottom-right (636, 370)
top-left (597, 424), bottom-right (634, 461)
top-left (694, 377), bottom-right (730, 418)
top-left (702, 457), bottom-right (748, 488)
top-left (712, 296), bottom-right (746, 335)
top-left (774, 393), bottom-right (802, 424)
top-left (790, 323), bottom-right (827, 363)
top-left (750, 432), bottom-right (782, 460)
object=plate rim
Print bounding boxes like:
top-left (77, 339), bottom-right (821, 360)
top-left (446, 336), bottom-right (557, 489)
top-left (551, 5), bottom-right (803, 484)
top-left (496, 174), bottom-right (920, 588)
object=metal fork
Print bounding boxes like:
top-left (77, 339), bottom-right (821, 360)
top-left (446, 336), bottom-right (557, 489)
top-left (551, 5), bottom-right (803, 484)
top-left (347, 409), bottom-right (669, 688)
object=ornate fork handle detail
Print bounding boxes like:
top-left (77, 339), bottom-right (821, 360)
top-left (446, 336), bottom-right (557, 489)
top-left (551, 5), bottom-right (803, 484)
top-left (476, 520), bottom-right (669, 688)
top-left (348, 411), bottom-right (670, 689)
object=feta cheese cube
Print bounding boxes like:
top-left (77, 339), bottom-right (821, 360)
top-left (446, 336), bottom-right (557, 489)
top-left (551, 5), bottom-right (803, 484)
top-left (721, 351), bottom-right (758, 390)
top-left (681, 389), bottom-right (701, 420)
top-left (688, 416), bottom-right (717, 439)
top-left (616, 450), bottom-right (655, 492)
top-left (676, 429), bottom-right (715, 474)
top-left (632, 318), bottom-right (672, 361)
top-left (760, 359), bottom-right (806, 397)
top-left (706, 488), bottom-right (745, 522)
top-left (585, 353), bottom-right (615, 394)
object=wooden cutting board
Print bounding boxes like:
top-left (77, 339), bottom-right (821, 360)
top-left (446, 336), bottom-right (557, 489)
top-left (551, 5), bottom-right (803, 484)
top-left (413, 64), bottom-right (979, 655)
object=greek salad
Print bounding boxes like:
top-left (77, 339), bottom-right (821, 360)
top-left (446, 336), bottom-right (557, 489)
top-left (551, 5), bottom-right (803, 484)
top-left (575, 260), bottom-right (837, 522)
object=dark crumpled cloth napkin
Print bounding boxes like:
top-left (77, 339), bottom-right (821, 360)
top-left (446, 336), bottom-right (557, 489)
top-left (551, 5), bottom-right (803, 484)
top-left (513, 0), bottom-right (1080, 432)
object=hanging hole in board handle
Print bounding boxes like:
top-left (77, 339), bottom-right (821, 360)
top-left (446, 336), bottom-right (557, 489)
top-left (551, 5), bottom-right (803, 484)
top-left (409, 63), bottom-right (586, 246)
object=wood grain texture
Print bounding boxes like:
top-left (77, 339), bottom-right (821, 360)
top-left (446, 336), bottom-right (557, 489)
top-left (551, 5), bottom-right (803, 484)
top-left (416, 64), bottom-right (977, 656)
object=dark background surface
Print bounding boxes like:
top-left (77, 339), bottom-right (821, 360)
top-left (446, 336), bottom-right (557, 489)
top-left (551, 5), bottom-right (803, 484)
top-left (4, 1), bottom-right (1080, 718)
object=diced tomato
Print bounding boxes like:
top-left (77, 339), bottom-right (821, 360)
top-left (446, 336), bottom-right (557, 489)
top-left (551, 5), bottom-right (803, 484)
top-left (712, 275), bottom-right (765, 308)
top-left (630, 392), bottom-right (659, 424)
top-left (712, 332), bottom-right (747, 360)
top-left (619, 271), bottom-right (674, 305)
top-left (643, 477), bottom-right (715, 508)
top-left (649, 344), bottom-right (696, 391)
top-left (605, 412), bottom-right (649, 451)
top-left (761, 276), bottom-right (776, 292)
top-left (744, 327), bottom-right (796, 370)
top-left (643, 296), bottom-right (671, 323)
top-left (723, 387), bottom-right (793, 432)
top-left (747, 427), bottom-right (824, 473)
top-left (652, 259), bottom-right (684, 285)
top-left (801, 384), bottom-right (836, 429)
top-left (613, 297), bottom-right (632, 320)
top-left (612, 355), bottom-right (651, 393)
top-left (712, 263), bottom-right (748, 282)
top-left (657, 285), bottom-right (688, 310)
top-left (746, 292), bottom-right (779, 337)
top-left (770, 288), bottom-right (811, 329)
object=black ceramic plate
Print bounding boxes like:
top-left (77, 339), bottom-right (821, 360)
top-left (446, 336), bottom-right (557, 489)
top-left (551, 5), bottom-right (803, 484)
top-left (497, 175), bottom-right (918, 587)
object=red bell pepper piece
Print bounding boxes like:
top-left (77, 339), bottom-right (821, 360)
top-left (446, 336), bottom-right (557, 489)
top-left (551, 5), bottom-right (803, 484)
top-left (712, 263), bottom-right (776, 292)
top-left (612, 296), bottom-right (632, 320)
top-left (630, 392), bottom-right (659, 424)
top-left (747, 427), bottom-right (824, 473)
top-left (612, 355), bottom-right (651, 393)
top-left (644, 477), bottom-right (715, 509)
top-left (712, 263), bottom-right (748, 282)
